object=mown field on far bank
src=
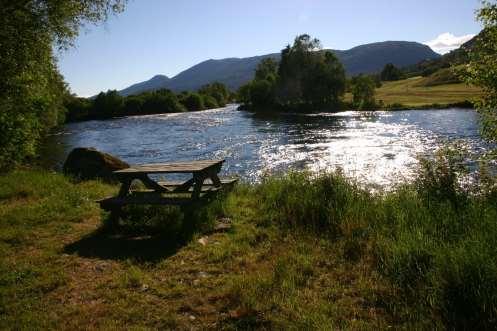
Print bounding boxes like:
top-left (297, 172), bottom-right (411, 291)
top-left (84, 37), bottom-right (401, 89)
top-left (346, 76), bottom-right (483, 109)
top-left (1, 151), bottom-right (497, 329)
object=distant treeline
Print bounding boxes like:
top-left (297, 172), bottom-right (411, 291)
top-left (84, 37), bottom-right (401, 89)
top-left (65, 82), bottom-right (233, 122)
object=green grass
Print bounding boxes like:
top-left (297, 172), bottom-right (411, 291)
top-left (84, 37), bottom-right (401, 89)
top-left (412, 67), bottom-right (463, 87)
top-left (375, 76), bottom-right (483, 107)
top-left (1, 157), bottom-right (497, 329)
top-left (346, 76), bottom-right (483, 108)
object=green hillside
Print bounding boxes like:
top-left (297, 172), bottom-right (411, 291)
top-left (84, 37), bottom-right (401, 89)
top-left (345, 76), bottom-right (482, 108)
top-left (375, 77), bottom-right (482, 107)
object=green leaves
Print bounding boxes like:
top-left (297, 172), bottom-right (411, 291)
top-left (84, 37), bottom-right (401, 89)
top-left (350, 75), bottom-right (376, 110)
top-left (380, 63), bottom-right (404, 81)
top-left (240, 34), bottom-right (347, 111)
top-left (0, 1), bottom-right (127, 170)
top-left (462, 1), bottom-right (497, 141)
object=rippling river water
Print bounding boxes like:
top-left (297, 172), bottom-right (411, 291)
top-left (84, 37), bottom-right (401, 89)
top-left (43, 105), bottom-right (493, 186)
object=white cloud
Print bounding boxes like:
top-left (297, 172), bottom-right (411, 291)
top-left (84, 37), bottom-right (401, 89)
top-left (424, 32), bottom-right (476, 54)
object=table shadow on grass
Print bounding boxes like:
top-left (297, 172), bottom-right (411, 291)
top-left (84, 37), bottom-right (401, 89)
top-left (64, 205), bottom-right (205, 263)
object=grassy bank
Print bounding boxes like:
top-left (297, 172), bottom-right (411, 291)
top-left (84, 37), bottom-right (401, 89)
top-left (373, 77), bottom-right (483, 108)
top-left (344, 76), bottom-right (483, 110)
top-left (1, 159), bottom-right (497, 329)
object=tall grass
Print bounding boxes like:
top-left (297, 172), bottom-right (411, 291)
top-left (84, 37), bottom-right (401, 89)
top-left (247, 152), bottom-right (497, 328)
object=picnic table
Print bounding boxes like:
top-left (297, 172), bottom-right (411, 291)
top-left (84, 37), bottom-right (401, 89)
top-left (98, 159), bottom-right (237, 219)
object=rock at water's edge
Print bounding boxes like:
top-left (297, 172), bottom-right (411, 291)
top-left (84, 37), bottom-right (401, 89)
top-left (63, 147), bottom-right (129, 182)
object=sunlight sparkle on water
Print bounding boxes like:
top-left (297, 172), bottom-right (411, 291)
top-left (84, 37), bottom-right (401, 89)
top-left (43, 106), bottom-right (493, 187)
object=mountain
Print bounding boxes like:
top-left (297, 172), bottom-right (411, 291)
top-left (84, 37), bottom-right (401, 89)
top-left (335, 41), bottom-right (440, 75)
top-left (120, 74), bottom-right (171, 97)
top-left (404, 33), bottom-right (479, 76)
top-left (119, 41), bottom-right (440, 96)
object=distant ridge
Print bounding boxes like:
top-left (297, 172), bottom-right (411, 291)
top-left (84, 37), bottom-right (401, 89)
top-left (120, 74), bottom-right (171, 97)
top-left (118, 41), bottom-right (440, 96)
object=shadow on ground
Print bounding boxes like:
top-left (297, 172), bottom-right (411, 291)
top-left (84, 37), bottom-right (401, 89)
top-left (64, 227), bottom-right (187, 262)
top-left (64, 208), bottom-right (200, 262)
top-left (65, 202), bottom-right (221, 262)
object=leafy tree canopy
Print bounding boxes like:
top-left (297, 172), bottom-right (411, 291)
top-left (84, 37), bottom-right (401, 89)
top-left (463, 0), bottom-right (497, 141)
top-left (180, 93), bottom-right (205, 112)
top-left (380, 63), bottom-right (404, 81)
top-left (199, 82), bottom-right (230, 106)
top-left (93, 90), bottom-right (124, 118)
top-left (0, 0), bottom-right (126, 170)
top-left (240, 34), bottom-right (346, 111)
top-left (351, 75), bottom-right (376, 110)
top-left (254, 58), bottom-right (279, 82)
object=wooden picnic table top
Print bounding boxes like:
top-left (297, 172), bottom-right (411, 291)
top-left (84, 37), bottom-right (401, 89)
top-left (114, 159), bottom-right (225, 175)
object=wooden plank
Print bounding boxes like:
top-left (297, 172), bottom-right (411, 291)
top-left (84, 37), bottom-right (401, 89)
top-left (115, 159), bottom-right (225, 175)
top-left (133, 186), bottom-right (223, 194)
top-left (98, 195), bottom-right (202, 209)
top-left (158, 178), bottom-right (237, 188)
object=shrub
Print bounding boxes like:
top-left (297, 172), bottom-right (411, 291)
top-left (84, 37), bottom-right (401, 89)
top-left (180, 92), bottom-right (205, 111)
top-left (202, 95), bottom-right (219, 109)
top-left (141, 91), bottom-right (186, 114)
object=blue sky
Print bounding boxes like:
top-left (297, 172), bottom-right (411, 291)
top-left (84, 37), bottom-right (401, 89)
top-left (58, 0), bottom-right (483, 97)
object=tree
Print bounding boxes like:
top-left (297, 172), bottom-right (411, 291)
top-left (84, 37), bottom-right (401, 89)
top-left (240, 34), bottom-right (347, 111)
top-left (255, 58), bottom-right (278, 82)
top-left (277, 34), bottom-right (323, 103)
top-left (64, 95), bottom-right (93, 122)
top-left (463, 1), bottom-right (497, 141)
top-left (239, 58), bottom-right (280, 108)
top-left (302, 51), bottom-right (346, 106)
top-left (380, 63), bottom-right (404, 81)
top-left (237, 84), bottom-right (252, 104)
top-left (93, 90), bottom-right (124, 118)
top-left (0, 0), bottom-right (126, 170)
top-left (202, 95), bottom-right (219, 109)
top-left (198, 82), bottom-right (230, 106)
top-left (141, 91), bottom-right (186, 114)
top-left (276, 34), bottom-right (346, 108)
top-left (351, 75), bottom-right (376, 110)
top-left (123, 96), bottom-right (144, 116)
top-left (249, 80), bottom-right (275, 107)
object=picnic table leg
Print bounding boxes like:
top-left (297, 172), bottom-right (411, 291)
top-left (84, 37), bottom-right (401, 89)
top-left (108, 178), bottom-right (132, 228)
top-left (208, 164), bottom-right (223, 187)
top-left (209, 172), bottom-right (222, 187)
top-left (192, 173), bottom-right (207, 200)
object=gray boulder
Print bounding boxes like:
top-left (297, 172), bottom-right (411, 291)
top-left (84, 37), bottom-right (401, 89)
top-left (63, 147), bottom-right (129, 182)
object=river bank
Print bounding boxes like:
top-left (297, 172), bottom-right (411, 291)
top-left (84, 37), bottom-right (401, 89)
top-left (238, 100), bottom-right (476, 112)
top-left (1, 162), bottom-right (497, 329)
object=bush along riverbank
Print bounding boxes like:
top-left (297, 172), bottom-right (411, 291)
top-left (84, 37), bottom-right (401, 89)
top-left (1, 150), bottom-right (497, 329)
top-left (64, 82), bottom-right (233, 122)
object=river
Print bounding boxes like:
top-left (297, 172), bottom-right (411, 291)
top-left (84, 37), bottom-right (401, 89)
top-left (42, 105), bottom-right (493, 186)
